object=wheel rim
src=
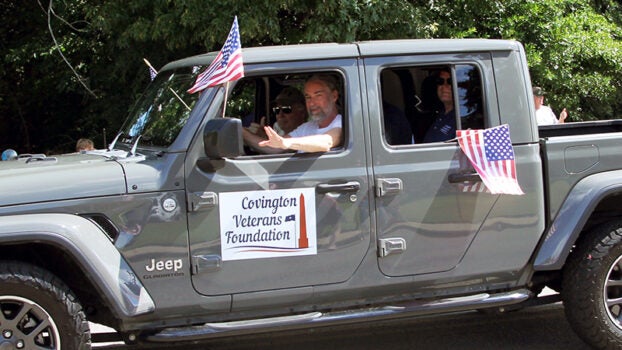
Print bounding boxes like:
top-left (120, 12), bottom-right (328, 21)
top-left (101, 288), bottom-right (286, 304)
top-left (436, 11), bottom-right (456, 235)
top-left (0, 295), bottom-right (61, 350)
top-left (604, 254), bottom-right (622, 329)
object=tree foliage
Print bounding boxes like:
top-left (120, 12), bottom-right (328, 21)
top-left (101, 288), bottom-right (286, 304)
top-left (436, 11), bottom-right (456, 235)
top-left (1, 0), bottom-right (621, 153)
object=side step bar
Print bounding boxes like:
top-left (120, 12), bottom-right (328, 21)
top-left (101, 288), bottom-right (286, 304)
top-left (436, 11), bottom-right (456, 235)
top-left (146, 289), bottom-right (531, 343)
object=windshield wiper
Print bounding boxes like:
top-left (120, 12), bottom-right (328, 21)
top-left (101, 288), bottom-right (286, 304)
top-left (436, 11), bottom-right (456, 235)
top-left (128, 135), bottom-right (142, 157)
top-left (108, 132), bottom-right (123, 151)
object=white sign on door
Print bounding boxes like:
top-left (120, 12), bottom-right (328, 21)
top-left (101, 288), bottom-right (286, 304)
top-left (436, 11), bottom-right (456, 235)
top-left (219, 188), bottom-right (317, 261)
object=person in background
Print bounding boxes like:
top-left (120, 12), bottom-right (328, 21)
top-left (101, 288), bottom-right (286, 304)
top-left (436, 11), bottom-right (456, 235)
top-left (533, 86), bottom-right (567, 125)
top-left (244, 74), bottom-right (342, 153)
top-left (76, 138), bottom-right (95, 152)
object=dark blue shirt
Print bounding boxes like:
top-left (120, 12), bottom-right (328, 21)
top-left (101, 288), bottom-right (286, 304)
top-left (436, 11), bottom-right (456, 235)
top-left (423, 109), bottom-right (456, 143)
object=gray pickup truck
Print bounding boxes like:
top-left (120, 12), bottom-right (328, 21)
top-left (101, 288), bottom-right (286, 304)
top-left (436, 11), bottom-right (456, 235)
top-left (2, 39), bottom-right (622, 350)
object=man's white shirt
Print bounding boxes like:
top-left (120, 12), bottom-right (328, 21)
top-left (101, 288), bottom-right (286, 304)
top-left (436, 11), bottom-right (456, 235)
top-left (289, 114), bottom-right (343, 137)
top-left (536, 105), bottom-right (558, 125)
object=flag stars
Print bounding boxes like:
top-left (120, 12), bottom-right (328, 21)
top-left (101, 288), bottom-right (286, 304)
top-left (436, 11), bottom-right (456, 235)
top-left (484, 126), bottom-right (514, 161)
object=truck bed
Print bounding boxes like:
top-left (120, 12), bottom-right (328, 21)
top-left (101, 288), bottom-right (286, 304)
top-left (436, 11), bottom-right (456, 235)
top-left (539, 119), bottom-right (622, 223)
top-left (538, 119), bottom-right (622, 138)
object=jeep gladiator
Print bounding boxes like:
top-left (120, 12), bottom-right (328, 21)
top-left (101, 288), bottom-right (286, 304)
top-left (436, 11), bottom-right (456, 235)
top-left (2, 39), bottom-right (622, 349)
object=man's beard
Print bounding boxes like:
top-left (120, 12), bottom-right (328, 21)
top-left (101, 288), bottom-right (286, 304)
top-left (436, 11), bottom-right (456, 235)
top-left (310, 112), bottom-right (327, 122)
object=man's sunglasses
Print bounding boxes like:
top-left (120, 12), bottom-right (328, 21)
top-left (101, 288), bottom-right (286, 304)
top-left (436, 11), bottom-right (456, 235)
top-left (272, 106), bottom-right (293, 114)
top-left (435, 77), bottom-right (452, 86)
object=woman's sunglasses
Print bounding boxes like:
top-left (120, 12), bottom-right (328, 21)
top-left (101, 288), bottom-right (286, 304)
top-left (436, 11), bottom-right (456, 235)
top-left (272, 106), bottom-right (293, 114)
top-left (435, 77), bottom-right (452, 86)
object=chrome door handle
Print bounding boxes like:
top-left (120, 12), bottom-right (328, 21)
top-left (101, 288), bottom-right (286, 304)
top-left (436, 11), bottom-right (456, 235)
top-left (316, 181), bottom-right (360, 194)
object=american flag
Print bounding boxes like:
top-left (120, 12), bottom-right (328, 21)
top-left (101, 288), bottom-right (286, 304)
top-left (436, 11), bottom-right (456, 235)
top-left (456, 124), bottom-right (524, 195)
top-left (149, 66), bottom-right (158, 81)
top-left (143, 58), bottom-right (158, 81)
top-left (188, 16), bottom-right (244, 94)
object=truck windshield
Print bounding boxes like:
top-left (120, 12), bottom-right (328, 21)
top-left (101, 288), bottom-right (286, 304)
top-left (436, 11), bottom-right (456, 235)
top-left (118, 67), bottom-right (201, 149)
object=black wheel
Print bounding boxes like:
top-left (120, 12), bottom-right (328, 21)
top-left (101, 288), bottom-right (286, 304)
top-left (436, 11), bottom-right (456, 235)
top-left (562, 220), bottom-right (622, 349)
top-left (0, 261), bottom-right (91, 350)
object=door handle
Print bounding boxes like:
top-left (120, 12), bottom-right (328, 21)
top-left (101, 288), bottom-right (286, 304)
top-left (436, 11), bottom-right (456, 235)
top-left (376, 178), bottom-right (403, 197)
top-left (448, 173), bottom-right (481, 183)
top-left (316, 181), bottom-right (360, 194)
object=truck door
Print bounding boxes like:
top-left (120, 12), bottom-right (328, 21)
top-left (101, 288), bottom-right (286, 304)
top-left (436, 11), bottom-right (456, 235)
top-left (364, 55), bottom-right (501, 276)
top-left (185, 60), bottom-right (371, 299)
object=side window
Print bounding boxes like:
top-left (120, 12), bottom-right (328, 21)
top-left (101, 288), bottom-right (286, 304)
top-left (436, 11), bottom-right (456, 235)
top-left (380, 64), bottom-right (485, 145)
top-left (226, 72), bottom-right (346, 156)
top-left (455, 65), bottom-right (484, 131)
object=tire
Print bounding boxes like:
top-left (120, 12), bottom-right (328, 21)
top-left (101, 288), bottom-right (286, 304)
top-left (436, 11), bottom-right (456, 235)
top-left (562, 220), bottom-right (622, 349)
top-left (0, 261), bottom-right (91, 350)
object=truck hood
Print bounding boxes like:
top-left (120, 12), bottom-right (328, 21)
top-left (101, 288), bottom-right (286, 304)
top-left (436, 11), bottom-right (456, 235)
top-left (0, 153), bottom-right (126, 207)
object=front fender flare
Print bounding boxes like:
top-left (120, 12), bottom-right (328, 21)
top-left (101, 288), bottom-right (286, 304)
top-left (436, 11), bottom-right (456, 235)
top-left (0, 213), bottom-right (155, 318)
top-left (534, 170), bottom-right (622, 270)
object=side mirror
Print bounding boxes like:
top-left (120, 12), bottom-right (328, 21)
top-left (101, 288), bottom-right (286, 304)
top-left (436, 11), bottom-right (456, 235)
top-left (203, 118), bottom-right (243, 159)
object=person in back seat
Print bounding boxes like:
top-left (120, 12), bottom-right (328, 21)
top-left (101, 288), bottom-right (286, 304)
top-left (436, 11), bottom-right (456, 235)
top-left (411, 75), bottom-right (438, 143)
top-left (423, 68), bottom-right (456, 143)
top-left (383, 100), bottom-right (413, 145)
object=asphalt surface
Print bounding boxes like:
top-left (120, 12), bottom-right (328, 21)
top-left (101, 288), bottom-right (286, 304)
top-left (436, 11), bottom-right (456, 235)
top-left (93, 302), bottom-right (592, 350)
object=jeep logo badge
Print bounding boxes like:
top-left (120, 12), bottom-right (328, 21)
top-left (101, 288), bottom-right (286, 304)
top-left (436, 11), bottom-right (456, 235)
top-left (143, 258), bottom-right (185, 280)
top-left (145, 258), bottom-right (183, 272)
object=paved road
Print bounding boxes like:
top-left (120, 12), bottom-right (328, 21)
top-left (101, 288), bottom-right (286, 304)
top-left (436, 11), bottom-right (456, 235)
top-left (94, 302), bottom-right (592, 349)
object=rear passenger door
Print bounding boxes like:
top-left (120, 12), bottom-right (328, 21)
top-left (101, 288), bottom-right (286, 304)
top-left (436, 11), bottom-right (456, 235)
top-left (364, 54), bottom-right (501, 276)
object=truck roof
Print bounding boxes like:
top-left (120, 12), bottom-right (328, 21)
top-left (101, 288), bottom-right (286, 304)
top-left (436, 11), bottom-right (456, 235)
top-left (161, 39), bottom-right (522, 71)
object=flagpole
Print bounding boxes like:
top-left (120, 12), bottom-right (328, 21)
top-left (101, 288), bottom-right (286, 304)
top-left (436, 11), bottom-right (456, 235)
top-left (143, 58), bottom-right (191, 111)
top-left (186, 16), bottom-right (244, 95)
top-left (143, 58), bottom-right (155, 71)
top-left (222, 81), bottom-right (230, 118)
top-left (169, 88), bottom-right (191, 111)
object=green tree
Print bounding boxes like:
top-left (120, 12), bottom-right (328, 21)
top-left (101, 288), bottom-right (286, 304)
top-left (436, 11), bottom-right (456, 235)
top-left (425, 0), bottom-right (622, 120)
top-left (503, 0), bottom-right (622, 120)
top-left (1, 0), bottom-right (621, 153)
